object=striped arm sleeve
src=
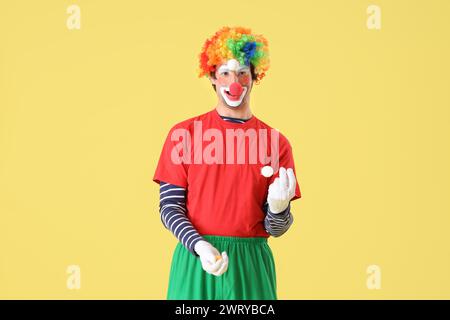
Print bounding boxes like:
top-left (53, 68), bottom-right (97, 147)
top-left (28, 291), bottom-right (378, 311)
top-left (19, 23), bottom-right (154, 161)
top-left (263, 202), bottom-right (294, 237)
top-left (159, 181), bottom-right (204, 256)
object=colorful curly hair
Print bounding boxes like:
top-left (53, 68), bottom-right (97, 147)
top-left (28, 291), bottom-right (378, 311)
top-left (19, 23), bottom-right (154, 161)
top-left (198, 26), bottom-right (270, 84)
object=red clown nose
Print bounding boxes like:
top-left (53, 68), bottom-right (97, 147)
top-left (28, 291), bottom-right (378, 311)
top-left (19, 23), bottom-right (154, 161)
top-left (229, 82), bottom-right (243, 96)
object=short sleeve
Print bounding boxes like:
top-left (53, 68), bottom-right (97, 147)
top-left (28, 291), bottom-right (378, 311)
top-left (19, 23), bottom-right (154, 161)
top-left (269, 136), bottom-right (302, 201)
top-left (153, 127), bottom-right (190, 188)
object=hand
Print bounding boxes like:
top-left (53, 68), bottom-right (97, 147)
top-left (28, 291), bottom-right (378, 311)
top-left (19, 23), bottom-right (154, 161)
top-left (267, 167), bottom-right (296, 214)
top-left (194, 240), bottom-right (229, 276)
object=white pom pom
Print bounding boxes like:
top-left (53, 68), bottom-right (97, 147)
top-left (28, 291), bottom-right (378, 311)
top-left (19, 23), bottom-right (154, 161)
top-left (261, 166), bottom-right (274, 178)
top-left (227, 59), bottom-right (239, 71)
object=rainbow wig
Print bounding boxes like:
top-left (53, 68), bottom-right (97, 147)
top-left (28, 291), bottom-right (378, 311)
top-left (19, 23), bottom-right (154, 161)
top-left (198, 26), bottom-right (270, 84)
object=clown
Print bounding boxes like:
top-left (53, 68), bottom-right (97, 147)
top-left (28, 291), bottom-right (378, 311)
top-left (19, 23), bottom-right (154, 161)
top-left (153, 26), bottom-right (302, 299)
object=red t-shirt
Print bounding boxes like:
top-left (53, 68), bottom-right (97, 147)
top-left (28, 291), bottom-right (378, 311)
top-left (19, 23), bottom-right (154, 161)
top-left (153, 108), bottom-right (301, 238)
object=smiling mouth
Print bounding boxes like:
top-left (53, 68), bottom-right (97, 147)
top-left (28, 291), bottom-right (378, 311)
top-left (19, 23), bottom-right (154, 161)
top-left (225, 90), bottom-right (240, 100)
top-left (220, 86), bottom-right (247, 106)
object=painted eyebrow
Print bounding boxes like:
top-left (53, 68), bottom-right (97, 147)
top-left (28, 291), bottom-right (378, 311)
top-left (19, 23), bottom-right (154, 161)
top-left (218, 66), bottom-right (250, 73)
top-left (218, 66), bottom-right (230, 72)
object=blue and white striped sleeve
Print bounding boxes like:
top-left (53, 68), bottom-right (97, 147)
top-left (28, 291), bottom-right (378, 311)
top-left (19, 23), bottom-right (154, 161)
top-left (263, 202), bottom-right (294, 237)
top-left (159, 181), bottom-right (204, 256)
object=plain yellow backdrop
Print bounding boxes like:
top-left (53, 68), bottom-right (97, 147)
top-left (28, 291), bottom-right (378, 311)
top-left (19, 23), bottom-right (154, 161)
top-left (1, 0), bottom-right (450, 299)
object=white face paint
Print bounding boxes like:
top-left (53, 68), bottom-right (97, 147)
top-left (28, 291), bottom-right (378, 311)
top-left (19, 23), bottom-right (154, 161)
top-left (216, 59), bottom-right (251, 108)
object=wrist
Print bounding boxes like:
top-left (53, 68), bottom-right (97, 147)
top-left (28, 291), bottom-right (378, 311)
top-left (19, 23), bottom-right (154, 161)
top-left (191, 237), bottom-right (205, 256)
top-left (269, 202), bottom-right (291, 215)
top-left (268, 201), bottom-right (289, 214)
top-left (194, 240), bottom-right (211, 255)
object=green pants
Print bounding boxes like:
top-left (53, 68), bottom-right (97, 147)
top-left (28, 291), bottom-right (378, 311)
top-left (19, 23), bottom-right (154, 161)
top-left (167, 235), bottom-right (277, 300)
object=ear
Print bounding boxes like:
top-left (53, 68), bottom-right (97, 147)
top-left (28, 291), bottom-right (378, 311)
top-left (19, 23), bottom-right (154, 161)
top-left (209, 75), bottom-right (217, 86)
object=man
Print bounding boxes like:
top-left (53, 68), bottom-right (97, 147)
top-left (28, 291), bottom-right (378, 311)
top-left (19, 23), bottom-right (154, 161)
top-left (153, 26), bottom-right (302, 299)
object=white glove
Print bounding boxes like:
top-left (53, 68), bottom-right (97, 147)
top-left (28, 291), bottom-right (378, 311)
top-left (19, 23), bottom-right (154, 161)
top-left (194, 240), bottom-right (229, 276)
top-left (267, 167), bottom-right (296, 214)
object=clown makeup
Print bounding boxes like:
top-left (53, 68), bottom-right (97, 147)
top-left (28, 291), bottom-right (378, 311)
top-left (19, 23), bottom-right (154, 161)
top-left (214, 59), bottom-right (252, 108)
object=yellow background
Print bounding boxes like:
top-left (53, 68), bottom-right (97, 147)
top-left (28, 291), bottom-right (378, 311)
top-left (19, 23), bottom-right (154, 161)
top-left (1, 0), bottom-right (449, 299)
